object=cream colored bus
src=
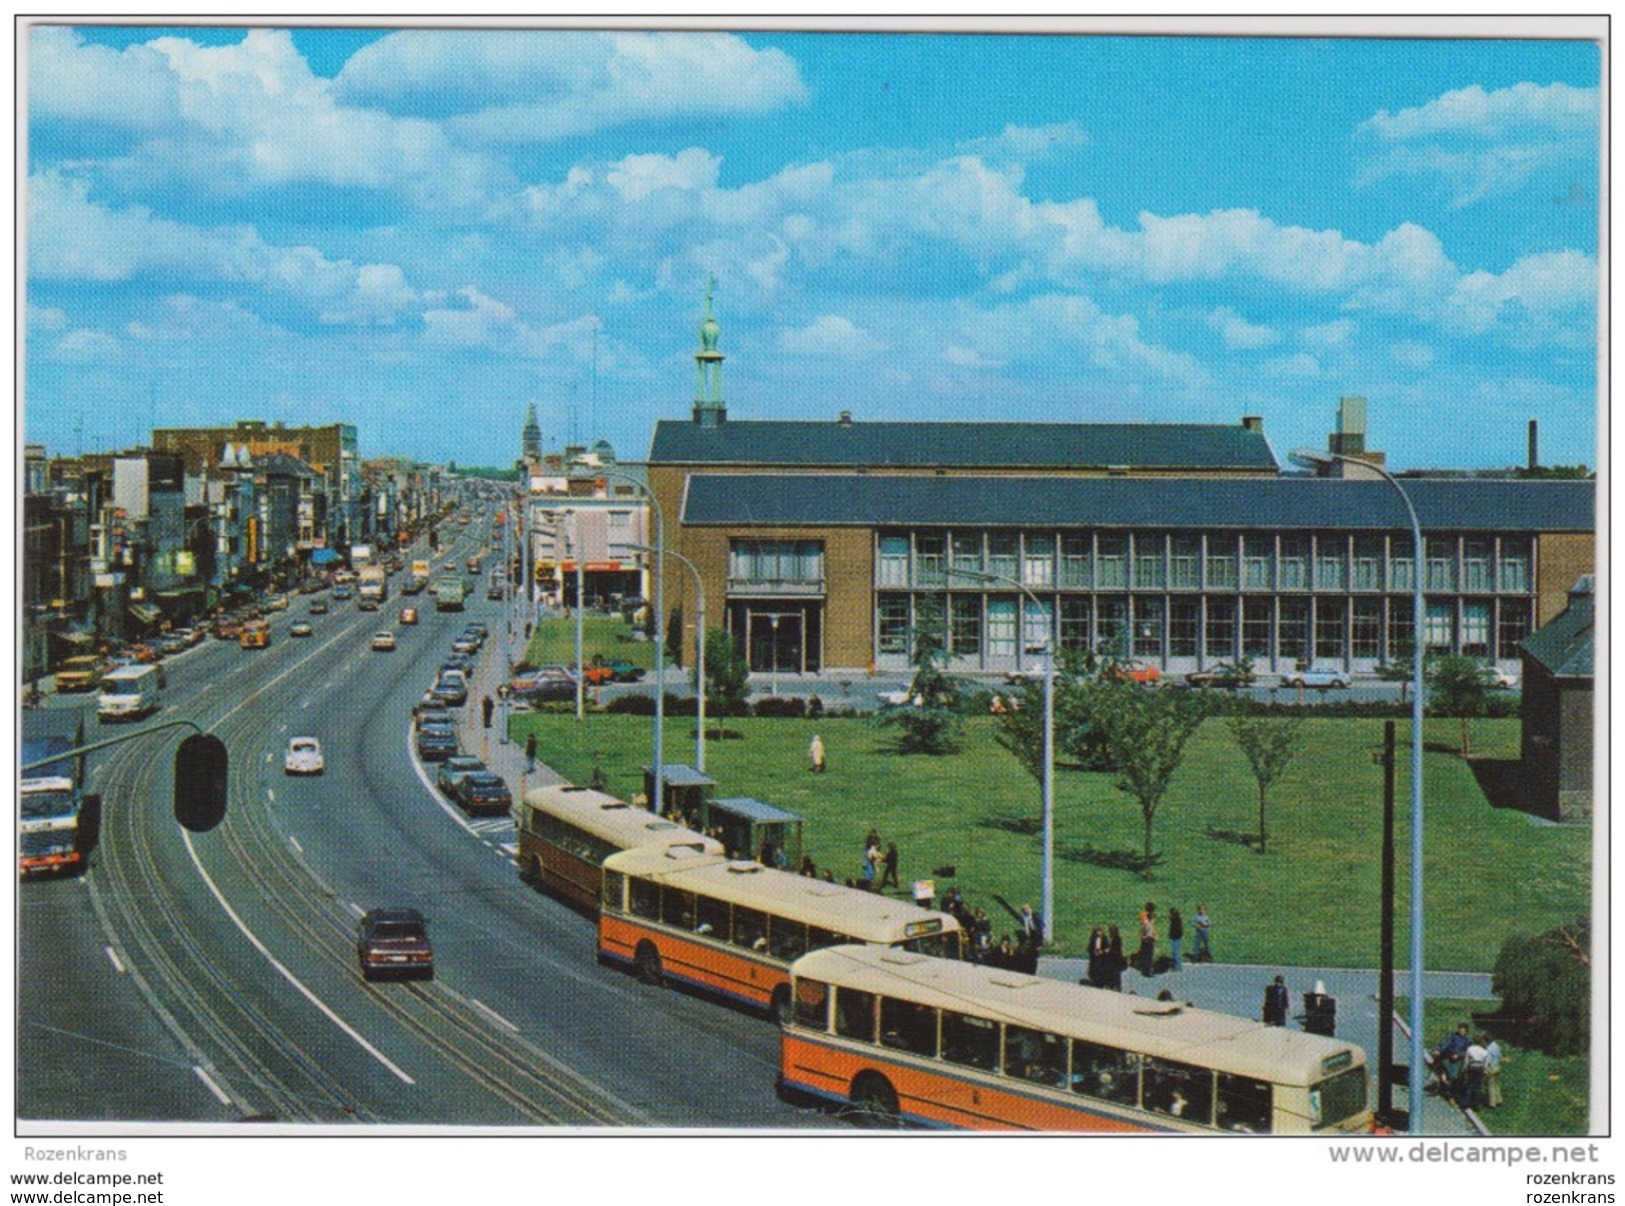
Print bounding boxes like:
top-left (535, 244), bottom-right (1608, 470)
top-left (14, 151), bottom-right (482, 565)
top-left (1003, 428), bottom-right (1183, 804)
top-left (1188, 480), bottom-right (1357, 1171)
top-left (599, 847), bottom-right (962, 1021)
top-left (780, 945), bottom-right (1372, 1133)
top-left (515, 784), bottom-right (721, 911)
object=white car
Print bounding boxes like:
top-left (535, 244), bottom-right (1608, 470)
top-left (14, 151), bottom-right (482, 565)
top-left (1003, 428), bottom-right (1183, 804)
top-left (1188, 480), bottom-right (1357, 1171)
top-left (285, 737), bottom-right (325, 775)
top-left (371, 631), bottom-right (397, 651)
top-left (1486, 665), bottom-right (1519, 689)
top-left (1281, 664), bottom-right (1351, 690)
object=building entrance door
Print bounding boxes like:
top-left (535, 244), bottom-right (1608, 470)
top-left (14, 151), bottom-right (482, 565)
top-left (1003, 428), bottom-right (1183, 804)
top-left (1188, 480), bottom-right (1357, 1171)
top-left (748, 610), bottom-right (802, 675)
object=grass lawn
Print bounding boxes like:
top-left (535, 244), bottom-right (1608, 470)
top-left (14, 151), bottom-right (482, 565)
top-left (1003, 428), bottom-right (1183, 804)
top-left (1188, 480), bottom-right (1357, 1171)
top-left (1402, 997), bottom-right (1589, 1136)
top-left (509, 711), bottom-right (1591, 974)
top-left (522, 613), bottom-right (668, 673)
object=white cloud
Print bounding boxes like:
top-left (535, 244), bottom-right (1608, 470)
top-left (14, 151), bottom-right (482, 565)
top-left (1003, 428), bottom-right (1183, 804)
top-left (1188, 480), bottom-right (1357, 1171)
top-left (422, 286), bottom-right (518, 349)
top-left (48, 328), bottom-right (121, 362)
top-left (780, 315), bottom-right (886, 356)
top-left (944, 344), bottom-right (1006, 369)
top-left (28, 304), bottom-right (68, 332)
top-left (958, 120), bottom-right (1089, 162)
top-left (1206, 306), bottom-right (1278, 350)
top-left (608, 148), bottom-right (721, 202)
top-left (28, 26), bottom-right (178, 128)
top-left (1445, 249), bottom-right (1597, 334)
top-left (1360, 81), bottom-right (1597, 143)
top-left (1263, 352), bottom-right (1321, 379)
top-left (1390, 340), bottom-right (1436, 369)
top-left (1301, 318), bottom-right (1356, 350)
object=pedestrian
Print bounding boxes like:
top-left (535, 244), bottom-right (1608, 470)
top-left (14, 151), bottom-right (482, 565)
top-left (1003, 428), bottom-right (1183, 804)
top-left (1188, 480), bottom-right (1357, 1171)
top-left (1483, 1036), bottom-right (1504, 1108)
top-left (808, 733), bottom-right (827, 773)
top-left (1105, 924), bottom-right (1125, 991)
top-left (1168, 907), bottom-right (1184, 972)
top-left (524, 730), bottom-right (537, 772)
top-left (1432, 1023), bottom-right (1472, 1102)
top-left (482, 694), bottom-right (494, 729)
top-left (1020, 903), bottom-right (1045, 947)
top-left (1462, 1034), bottom-right (1490, 1111)
top-left (1262, 975), bottom-right (1289, 1026)
top-left (1137, 902), bottom-right (1158, 976)
top-left (1086, 926), bottom-right (1109, 988)
top-left (880, 842), bottom-right (900, 890)
top-left (1192, 902), bottom-right (1212, 963)
top-left (861, 842), bottom-right (879, 890)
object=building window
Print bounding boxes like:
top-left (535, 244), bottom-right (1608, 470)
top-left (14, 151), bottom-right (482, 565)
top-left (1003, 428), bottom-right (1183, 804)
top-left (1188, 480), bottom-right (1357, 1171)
top-left (1023, 597), bottom-right (1054, 653)
top-left (1424, 600), bottom-right (1454, 651)
top-left (1096, 597), bottom-right (1128, 653)
top-left (1206, 597), bottom-right (1238, 659)
top-left (915, 533), bottom-right (946, 587)
top-left (1461, 600), bottom-right (1491, 658)
top-left (1499, 538), bottom-right (1530, 593)
top-left (1243, 535), bottom-right (1273, 591)
top-left (1352, 536), bottom-right (1383, 591)
top-left (949, 594), bottom-right (982, 658)
top-left (1096, 535), bottom-right (1128, 589)
top-left (1133, 597), bottom-right (1164, 659)
top-left (1498, 598), bottom-right (1533, 658)
top-left (1169, 535), bottom-right (1199, 590)
top-left (1315, 534), bottom-right (1347, 591)
top-left (1279, 598), bottom-right (1310, 661)
top-left (1314, 597), bottom-right (1346, 661)
top-left (1390, 537), bottom-right (1415, 593)
top-left (988, 533), bottom-right (1018, 583)
top-left (1206, 533), bottom-right (1238, 590)
top-left (878, 535), bottom-right (909, 587)
top-left (878, 594), bottom-right (910, 655)
top-left (1389, 598), bottom-right (1414, 661)
top-left (950, 533), bottom-right (983, 585)
top-left (1023, 533), bottom-right (1055, 589)
top-left (1059, 534), bottom-right (1091, 588)
top-left (1242, 597), bottom-right (1272, 657)
top-left (1352, 599), bottom-right (1382, 658)
top-left (1463, 540), bottom-right (1493, 593)
top-left (1169, 599), bottom-right (1199, 656)
top-left (732, 538), bottom-right (825, 585)
top-left (1133, 533), bottom-right (1165, 589)
top-left (1426, 537), bottom-right (1457, 592)
top-left (986, 597), bottom-right (1017, 658)
top-left (1059, 596), bottom-right (1091, 653)
top-left (1278, 536), bottom-right (1308, 591)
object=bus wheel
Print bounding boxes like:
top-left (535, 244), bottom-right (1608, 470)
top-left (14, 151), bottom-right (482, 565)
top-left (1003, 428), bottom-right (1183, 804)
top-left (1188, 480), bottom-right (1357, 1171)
top-left (849, 1072), bottom-right (901, 1129)
top-left (771, 985), bottom-right (793, 1026)
top-left (634, 942), bottom-right (664, 988)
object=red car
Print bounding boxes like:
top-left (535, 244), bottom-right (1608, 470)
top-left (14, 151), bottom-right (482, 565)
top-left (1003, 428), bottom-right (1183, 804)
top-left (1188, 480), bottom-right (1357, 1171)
top-left (1107, 660), bottom-right (1161, 685)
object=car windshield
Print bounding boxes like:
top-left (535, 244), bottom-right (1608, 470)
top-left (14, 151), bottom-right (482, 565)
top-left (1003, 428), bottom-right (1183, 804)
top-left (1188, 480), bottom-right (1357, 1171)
top-left (369, 922), bottom-right (426, 942)
top-left (291, 740), bottom-right (318, 753)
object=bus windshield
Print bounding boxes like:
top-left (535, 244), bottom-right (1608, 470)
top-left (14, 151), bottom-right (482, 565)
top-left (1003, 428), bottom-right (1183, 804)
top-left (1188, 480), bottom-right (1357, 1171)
top-left (22, 789), bottom-right (77, 820)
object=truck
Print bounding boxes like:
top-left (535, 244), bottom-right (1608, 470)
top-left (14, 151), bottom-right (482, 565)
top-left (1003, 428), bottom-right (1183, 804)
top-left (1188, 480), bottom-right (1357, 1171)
top-left (358, 564), bottom-right (389, 610)
top-left (54, 654), bottom-right (104, 693)
top-left (21, 708), bottom-right (100, 877)
top-left (98, 664), bottom-right (162, 721)
top-left (433, 574), bottom-right (466, 612)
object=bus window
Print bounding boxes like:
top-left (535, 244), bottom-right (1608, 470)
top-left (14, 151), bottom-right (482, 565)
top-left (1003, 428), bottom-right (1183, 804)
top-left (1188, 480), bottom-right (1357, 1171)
top-left (794, 979), bottom-right (829, 1031)
top-left (1142, 1057), bottom-right (1213, 1124)
top-left (941, 1011), bottom-right (999, 1071)
top-left (835, 988), bottom-right (877, 1042)
top-left (901, 929), bottom-right (961, 960)
top-left (808, 926), bottom-right (843, 952)
top-left (768, 916), bottom-right (808, 961)
top-left (695, 893), bottom-right (729, 938)
top-left (1004, 1025), bottom-right (1067, 1087)
top-left (629, 876), bottom-right (661, 921)
top-left (733, 906), bottom-right (768, 951)
top-left (1072, 1041), bottom-right (1140, 1106)
top-left (879, 997), bottom-right (937, 1057)
top-left (1216, 1074), bottom-right (1272, 1133)
top-left (601, 870), bottom-right (625, 911)
top-left (661, 887), bottom-right (696, 930)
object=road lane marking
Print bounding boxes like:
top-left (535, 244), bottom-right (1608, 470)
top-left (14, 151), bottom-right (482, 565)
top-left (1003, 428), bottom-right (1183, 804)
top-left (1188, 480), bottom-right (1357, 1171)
top-left (104, 945), bottom-right (126, 974)
top-left (289, 835), bottom-right (303, 854)
top-left (181, 829), bottom-right (416, 1085)
top-left (194, 1065), bottom-right (232, 1105)
top-left (469, 998), bottom-right (520, 1033)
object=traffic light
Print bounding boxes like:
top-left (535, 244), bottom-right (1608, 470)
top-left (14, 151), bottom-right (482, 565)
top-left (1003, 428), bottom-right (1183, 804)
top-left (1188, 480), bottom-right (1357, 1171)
top-left (174, 733), bottom-right (229, 832)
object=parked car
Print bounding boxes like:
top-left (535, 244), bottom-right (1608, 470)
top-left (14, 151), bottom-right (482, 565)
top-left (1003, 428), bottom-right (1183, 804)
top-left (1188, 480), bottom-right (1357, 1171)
top-left (414, 705), bottom-right (454, 731)
top-left (436, 756), bottom-right (488, 797)
top-left (1106, 660), bottom-right (1162, 685)
top-left (1485, 665), bottom-right (1520, 690)
top-left (371, 631), bottom-right (397, 652)
top-left (1281, 664), bottom-right (1352, 690)
top-left (308, 599), bottom-right (329, 615)
top-left (502, 671), bottom-right (575, 704)
top-left (1183, 661), bottom-right (1256, 690)
top-left (284, 736), bottom-right (325, 775)
top-left (290, 621), bottom-right (314, 638)
top-left (451, 634), bottom-right (480, 655)
top-left (595, 658), bottom-right (646, 684)
top-left (454, 772), bottom-right (513, 817)
top-left (415, 724), bottom-right (459, 762)
top-left (356, 908), bottom-right (434, 981)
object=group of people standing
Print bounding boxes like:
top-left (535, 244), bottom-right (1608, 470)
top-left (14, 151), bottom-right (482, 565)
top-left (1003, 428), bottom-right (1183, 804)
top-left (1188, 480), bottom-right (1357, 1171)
top-left (1431, 1023), bottom-right (1505, 1110)
top-left (1083, 901), bottom-right (1213, 990)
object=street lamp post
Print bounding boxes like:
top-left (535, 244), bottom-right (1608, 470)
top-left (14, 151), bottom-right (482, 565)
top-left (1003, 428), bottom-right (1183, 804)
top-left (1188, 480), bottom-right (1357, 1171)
top-left (1291, 448), bottom-right (1426, 1133)
top-left (964, 569), bottom-right (1055, 946)
top-left (629, 543), bottom-right (704, 773)
top-left (599, 474), bottom-right (665, 815)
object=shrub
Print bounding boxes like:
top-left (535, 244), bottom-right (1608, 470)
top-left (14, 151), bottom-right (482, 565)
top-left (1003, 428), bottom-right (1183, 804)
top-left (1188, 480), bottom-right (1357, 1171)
top-left (753, 695), bottom-right (807, 718)
top-left (1491, 918), bottom-right (1590, 1055)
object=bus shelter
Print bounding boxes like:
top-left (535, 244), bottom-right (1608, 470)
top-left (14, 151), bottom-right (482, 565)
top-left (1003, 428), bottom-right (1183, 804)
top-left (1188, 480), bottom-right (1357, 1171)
top-left (706, 796), bottom-right (804, 870)
top-left (643, 764), bottom-right (716, 830)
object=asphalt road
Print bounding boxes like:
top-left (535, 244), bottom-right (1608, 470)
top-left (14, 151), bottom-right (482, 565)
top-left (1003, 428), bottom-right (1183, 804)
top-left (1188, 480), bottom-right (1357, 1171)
top-left (18, 520), bottom-right (823, 1131)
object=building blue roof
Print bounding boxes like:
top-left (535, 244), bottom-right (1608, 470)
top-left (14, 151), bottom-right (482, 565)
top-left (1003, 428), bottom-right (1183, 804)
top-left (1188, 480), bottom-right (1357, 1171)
top-left (681, 474), bottom-right (1594, 533)
top-left (651, 419), bottom-right (1279, 472)
top-left (713, 797), bottom-right (806, 824)
top-left (1521, 578), bottom-right (1594, 678)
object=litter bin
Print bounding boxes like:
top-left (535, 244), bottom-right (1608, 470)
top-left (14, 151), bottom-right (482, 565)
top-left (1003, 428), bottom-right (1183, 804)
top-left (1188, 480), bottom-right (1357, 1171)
top-left (1303, 988), bottom-right (1337, 1036)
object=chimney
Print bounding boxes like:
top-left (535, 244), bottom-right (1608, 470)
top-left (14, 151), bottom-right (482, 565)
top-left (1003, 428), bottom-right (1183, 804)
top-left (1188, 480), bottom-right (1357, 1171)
top-left (1241, 415), bottom-right (1264, 433)
top-left (1329, 395), bottom-right (1367, 456)
top-left (838, 410), bottom-right (854, 426)
top-left (1528, 419), bottom-right (1539, 472)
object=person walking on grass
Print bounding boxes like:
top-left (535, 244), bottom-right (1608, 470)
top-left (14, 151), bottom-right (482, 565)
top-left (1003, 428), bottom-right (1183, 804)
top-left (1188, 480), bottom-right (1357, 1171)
top-left (524, 730), bottom-right (537, 772)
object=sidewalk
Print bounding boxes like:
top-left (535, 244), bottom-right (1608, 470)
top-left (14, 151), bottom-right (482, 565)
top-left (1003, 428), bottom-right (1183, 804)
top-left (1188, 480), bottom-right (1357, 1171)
top-left (458, 623), bottom-right (566, 797)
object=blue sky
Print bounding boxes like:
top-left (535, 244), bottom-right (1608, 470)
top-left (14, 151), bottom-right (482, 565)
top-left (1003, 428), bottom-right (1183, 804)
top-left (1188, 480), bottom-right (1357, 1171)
top-left (24, 21), bottom-right (1601, 470)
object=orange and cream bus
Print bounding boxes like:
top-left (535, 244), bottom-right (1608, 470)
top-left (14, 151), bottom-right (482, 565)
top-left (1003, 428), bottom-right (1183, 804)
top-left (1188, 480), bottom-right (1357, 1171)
top-left (599, 848), bottom-right (963, 1021)
top-left (515, 784), bottom-right (722, 912)
top-left (779, 945), bottom-right (1372, 1133)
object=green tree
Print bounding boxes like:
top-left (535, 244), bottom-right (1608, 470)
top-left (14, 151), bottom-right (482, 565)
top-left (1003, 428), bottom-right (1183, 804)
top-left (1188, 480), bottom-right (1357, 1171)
top-left (1227, 713), bottom-right (1305, 853)
top-left (1492, 918), bottom-right (1590, 1055)
top-left (1427, 653), bottom-right (1493, 756)
top-left (702, 626), bottom-right (752, 717)
top-left (1091, 681), bottom-right (1211, 875)
top-left (666, 604), bottom-right (684, 670)
top-left (879, 599), bottom-right (961, 754)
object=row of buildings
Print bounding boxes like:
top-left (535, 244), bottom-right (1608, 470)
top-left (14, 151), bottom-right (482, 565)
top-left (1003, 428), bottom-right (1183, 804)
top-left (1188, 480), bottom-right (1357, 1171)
top-left (22, 420), bottom-right (447, 682)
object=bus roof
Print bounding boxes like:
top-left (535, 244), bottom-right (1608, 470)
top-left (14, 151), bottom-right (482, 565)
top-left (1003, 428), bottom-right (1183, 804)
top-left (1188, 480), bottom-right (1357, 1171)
top-left (522, 784), bottom-right (723, 855)
top-left (102, 664), bottom-right (158, 682)
top-left (602, 849), bottom-right (962, 945)
top-left (790, 946), bottom-right (1363, 1089)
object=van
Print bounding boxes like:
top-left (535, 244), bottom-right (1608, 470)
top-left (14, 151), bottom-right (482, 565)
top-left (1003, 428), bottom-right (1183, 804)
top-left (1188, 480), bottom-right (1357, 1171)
top-left (98, 664), bottom-right (161, 720)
